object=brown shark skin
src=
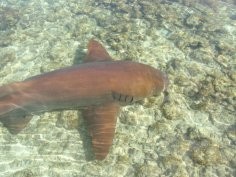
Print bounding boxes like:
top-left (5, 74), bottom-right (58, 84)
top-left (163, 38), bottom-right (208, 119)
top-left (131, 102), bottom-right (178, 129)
top-left (0, 39), bottom-right (168, 160)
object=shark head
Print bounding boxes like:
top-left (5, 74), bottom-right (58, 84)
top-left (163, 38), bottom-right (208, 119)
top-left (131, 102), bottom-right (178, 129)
top-left (148, 69), bottom-right (169, 100)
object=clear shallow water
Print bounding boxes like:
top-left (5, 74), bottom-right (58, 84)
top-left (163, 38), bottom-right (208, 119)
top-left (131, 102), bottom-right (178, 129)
top-left (0, 0), bottom-right (235, 176)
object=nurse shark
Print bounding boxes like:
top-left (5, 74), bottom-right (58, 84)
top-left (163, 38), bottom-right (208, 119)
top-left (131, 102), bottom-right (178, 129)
top-left (0, 39), bottom-right (168, 160)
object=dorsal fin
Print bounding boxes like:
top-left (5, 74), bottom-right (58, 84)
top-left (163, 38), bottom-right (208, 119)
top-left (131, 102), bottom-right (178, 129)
top-left (82, 102), bottom-right (120, 160)
top-left (84, 39), bottom-right (112, 62)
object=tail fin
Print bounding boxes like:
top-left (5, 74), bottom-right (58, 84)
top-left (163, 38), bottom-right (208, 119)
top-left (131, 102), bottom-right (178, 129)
top-left (0, 115), bottom-right (32, 134)
top-left (0, 83), bottom-right (32, 134)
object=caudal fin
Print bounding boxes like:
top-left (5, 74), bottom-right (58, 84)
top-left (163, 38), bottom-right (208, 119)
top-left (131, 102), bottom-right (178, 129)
top-left (0, 115), bottom-right (32, 134)
top-left (0, 83), bottom-right (32, 134)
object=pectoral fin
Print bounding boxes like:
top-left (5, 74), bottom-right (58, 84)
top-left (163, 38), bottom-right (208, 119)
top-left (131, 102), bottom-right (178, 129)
top-left (82, 102), bottom-right (120, 160)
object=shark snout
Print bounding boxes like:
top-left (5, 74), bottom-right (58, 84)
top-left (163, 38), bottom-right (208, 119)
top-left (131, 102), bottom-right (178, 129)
top-left (162, 72), bottom-right (169, 92)
top-left (151, 70), bottom-right (169, 97)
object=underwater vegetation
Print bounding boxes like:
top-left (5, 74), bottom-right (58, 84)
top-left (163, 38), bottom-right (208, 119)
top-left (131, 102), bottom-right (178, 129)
top-left (0, 6), bottom-right (19, 31)
top-left (166, 0), bottom-right (236, 9)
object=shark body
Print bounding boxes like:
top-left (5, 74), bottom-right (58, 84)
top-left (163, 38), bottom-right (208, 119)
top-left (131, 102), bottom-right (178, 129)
top-left (0, 40), bottom-right (168, 160)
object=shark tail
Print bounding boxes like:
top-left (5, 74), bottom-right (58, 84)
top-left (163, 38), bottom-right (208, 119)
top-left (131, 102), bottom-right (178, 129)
top-left (0, 83), bottom-right (32, 134)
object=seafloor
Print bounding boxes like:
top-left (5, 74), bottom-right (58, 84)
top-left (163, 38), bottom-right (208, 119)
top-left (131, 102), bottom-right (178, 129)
top-left (0, 0), bottom-right (235, 176)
